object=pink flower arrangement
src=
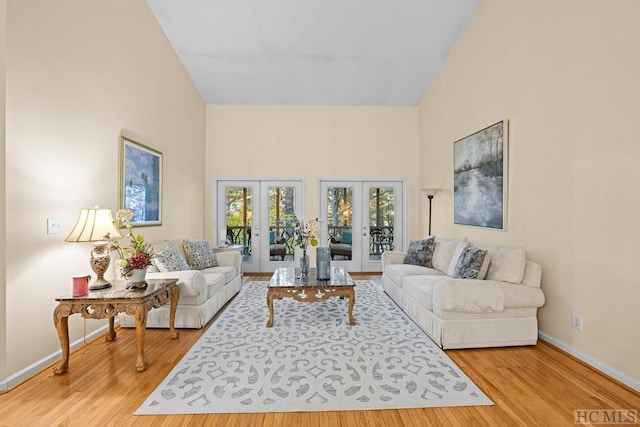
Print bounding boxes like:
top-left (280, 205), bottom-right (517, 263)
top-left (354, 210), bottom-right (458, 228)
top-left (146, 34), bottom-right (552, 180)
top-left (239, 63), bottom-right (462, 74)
top-left (128, 252), bottom-right (151, 270)
top-left (110, 209), bottom-right (155, 278)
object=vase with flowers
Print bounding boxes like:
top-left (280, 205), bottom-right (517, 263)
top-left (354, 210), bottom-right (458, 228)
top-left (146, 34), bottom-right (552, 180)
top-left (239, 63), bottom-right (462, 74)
top-left (286, 216), bottom-right (319, 281)
top-left (111, 209), bottom-right (155, 288)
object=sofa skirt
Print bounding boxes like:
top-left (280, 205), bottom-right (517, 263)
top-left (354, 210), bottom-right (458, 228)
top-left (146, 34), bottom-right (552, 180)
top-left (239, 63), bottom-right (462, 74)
top-left (118, 275), bottom-right (242, 329)
top-left (383, 277), bottom-right (539, 349)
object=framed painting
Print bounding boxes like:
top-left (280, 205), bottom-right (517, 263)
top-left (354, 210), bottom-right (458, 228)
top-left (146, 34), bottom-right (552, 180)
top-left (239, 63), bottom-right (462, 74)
top-left (119, 136), bottom-right (163, 226)
top-left (453, 120), bottom-right (508, 229)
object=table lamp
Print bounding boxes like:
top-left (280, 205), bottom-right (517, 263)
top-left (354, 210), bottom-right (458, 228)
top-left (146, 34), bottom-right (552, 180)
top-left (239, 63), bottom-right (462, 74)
top-left (65, 208), bottom-right (123, 290)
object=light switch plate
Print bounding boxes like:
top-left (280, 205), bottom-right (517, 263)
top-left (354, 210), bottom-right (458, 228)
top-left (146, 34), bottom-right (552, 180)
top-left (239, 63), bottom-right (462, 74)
top-left (47, 218), bottom-right (63, 234)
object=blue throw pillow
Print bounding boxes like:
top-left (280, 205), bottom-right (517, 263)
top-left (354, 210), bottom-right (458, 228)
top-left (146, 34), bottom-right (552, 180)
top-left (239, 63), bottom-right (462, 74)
top-left (342, 231), bottom-right (352, 245)
top-left (270, 230), bottom-right (276, 245)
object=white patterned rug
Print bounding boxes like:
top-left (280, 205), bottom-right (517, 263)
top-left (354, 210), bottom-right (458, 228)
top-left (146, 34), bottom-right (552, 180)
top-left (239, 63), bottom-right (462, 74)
top-left (136, 281), bottom-right (492, 414)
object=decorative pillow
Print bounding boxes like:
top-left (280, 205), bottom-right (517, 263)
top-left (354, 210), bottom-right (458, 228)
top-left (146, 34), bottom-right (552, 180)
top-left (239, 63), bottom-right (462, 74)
top-left (342, 231), bottom-right (352, 245)
top-left (484, 246), bottom-right (526, 283)
top-left (403, 236), bottom-right (436, 267)
top-left (182, 239), bottom-right (218, 270)
top-left (433, 238), bottom-right (468, 273)
top-left (452, 244), bottom-right (490, 279)
top-left (154, 243), bottom-right (190, 272)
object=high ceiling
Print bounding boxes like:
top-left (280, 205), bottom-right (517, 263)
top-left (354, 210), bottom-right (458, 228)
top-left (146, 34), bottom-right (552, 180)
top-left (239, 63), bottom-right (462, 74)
top-left (147, 0), bottom-right (479, 106)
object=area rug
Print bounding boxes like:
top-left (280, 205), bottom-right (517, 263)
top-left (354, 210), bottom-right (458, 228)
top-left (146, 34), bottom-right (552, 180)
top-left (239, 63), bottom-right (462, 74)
top-left (136, 280), bottom-right (492, 414)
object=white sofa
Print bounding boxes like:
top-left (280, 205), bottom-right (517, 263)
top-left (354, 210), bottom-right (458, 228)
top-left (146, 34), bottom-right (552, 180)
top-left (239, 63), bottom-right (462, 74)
top-left (118, 239), bottom-right (242, 329)
top-left (382, 237), bottom-right (545, 349)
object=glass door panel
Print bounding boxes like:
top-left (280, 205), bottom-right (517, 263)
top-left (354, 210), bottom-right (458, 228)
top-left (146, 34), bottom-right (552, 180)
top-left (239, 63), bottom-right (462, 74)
top-left (217, 180), bottom-right (260, 272)
top-left (225, 186), bottom-right (253, 254)
top-left (260, 181), bottom-right (303, 271)
top-left (362, 181), bottom-right (403, 271)
top-left (327, 186), bottom-right (353, 258)
top-left (320, 181), bottom-right (362, 272)
top-left (267, 186), bottom-right (296, 263)
top-left (368, 187), bottom-right (395, 260)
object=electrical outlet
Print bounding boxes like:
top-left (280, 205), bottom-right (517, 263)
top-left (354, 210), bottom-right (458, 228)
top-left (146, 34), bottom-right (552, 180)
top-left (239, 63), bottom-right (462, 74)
top-left (47, 218), bottom-right (63, 234)
top-left (571, 313), bottom-right (583, 331)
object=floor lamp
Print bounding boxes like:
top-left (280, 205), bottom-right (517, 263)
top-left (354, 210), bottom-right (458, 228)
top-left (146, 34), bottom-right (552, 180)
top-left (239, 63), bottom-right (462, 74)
top-left (421, 188), bottom-right (441, 236)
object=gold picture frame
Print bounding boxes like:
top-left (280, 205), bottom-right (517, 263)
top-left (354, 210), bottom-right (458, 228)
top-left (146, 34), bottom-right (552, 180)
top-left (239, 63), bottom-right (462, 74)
top-left (119, 136), bottom-right (163, 226)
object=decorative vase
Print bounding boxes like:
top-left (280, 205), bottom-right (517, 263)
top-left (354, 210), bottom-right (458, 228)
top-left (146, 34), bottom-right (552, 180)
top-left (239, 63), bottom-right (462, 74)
top-left (127, 267), bottom-right (148, 289)
top-left (316, 246), bottom-right (331, 280)
top-left (300, 250), bottom-right (310, 282)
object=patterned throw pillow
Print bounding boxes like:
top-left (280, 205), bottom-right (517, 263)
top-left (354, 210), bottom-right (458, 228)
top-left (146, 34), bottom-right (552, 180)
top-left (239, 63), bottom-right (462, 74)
top-left (154, 244), bottom-right (190, 272)
top-left (182, 239), bottom-right (218, 270)
top-left (452, 244), bottom-right (489, 279)
top-left (403, 236), bottom-right (436, 267)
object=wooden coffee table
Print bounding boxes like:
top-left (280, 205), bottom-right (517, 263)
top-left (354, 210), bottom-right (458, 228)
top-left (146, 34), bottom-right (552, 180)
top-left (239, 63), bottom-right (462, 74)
top-left (53, 278), bottom-right (179, 374)
top-left (266, 267), bottom-right (355, 327)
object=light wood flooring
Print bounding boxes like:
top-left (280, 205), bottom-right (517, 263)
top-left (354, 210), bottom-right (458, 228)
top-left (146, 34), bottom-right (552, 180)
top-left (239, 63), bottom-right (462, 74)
top-left (0, 274), bottom-right (638, 426)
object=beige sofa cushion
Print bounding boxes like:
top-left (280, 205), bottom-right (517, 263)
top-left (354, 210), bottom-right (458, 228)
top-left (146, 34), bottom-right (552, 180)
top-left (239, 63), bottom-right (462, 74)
top-left (384, 264), bottom-right (444, 288)
top-left (432, 238), bottom-right (467, 273)
top-left (201, 265), bottom-right (237, 284)
top-left (402, 275), bottom-right (442, 310)
top-left (482, 246), bottom-right (526, 284)
top-left (202, 272), bottom-right (226, 299)
top-left (433, 279), bottom-right (504, 313)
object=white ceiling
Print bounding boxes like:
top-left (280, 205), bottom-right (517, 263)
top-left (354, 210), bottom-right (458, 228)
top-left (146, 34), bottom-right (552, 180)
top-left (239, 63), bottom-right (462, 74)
top-left (146, 0), bottom-right (479, 106)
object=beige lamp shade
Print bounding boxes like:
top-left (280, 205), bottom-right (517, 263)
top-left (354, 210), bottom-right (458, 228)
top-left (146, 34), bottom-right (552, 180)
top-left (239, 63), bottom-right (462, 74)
top-left (65, 208), bottom-right (123, 243)
top-left (421, 188), bottom-right (441, 197)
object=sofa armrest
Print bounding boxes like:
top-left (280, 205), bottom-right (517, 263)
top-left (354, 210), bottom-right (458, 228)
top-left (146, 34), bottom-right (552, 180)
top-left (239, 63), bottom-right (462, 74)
top-left (213, 251), bottom-right (242, 273)
top-left (147, 270), bottom-right (206, 298)
top-left (382, 251), bottom-right (406, 270)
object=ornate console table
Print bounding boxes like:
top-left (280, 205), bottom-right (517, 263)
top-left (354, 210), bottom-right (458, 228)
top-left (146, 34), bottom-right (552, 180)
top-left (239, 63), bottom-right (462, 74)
top-left (53, 278), bottom-right (179, 374)
top-left (267, 267), bottom-right (355, 327)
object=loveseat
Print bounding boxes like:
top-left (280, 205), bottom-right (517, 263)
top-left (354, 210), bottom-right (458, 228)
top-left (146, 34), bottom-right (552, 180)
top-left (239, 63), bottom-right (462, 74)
top-left (382, 237), bottom-right (545, 349)
top-left (118, 238), bottom-right (242, 329)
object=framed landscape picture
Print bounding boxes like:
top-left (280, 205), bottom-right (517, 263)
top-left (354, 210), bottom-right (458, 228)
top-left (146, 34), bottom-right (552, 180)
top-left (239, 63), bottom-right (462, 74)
top-left (119, 136), bottom-right (163, 226)
top-left (453, 120), bottom-right (508, 229)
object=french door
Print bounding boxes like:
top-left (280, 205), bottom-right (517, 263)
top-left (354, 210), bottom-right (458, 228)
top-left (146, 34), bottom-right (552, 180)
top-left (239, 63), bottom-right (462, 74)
top-left (319, 180), bottom-right (404, 272)
top-left (216, 180), bottom-right (303, 273)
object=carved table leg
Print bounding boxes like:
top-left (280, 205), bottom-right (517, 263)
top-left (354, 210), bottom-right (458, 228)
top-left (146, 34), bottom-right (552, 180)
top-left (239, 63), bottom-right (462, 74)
top-left (169, 285), bottom-right (180, 339)
top-left (53, 306), bottom-right (70, 375)
top-left (134, 305), bottom-right (149, 372)
top-left (347, 289), bottom-right (356, 326)
top-left (266, 290), bottom-right (275, 327)
top-left (106, 316), bottom-right (117, 342)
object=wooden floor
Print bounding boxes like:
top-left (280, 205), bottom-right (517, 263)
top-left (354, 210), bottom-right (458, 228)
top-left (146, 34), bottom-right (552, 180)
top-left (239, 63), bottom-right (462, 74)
top-left (1, 274), bottom-right (638, 426)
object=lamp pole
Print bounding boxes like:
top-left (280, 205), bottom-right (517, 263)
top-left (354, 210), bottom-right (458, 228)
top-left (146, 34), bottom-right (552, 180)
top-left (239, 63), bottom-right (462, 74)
top-left (421, 188), bottom-right (441, 236)
top-left (427, 194), bottom-right (434, 236)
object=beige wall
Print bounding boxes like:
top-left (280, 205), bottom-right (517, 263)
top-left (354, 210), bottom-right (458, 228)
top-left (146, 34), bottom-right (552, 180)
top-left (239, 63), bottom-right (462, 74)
top-left (4, 0), bottom-right (205, 379)
top-left (0, 0), bottom-right (7, 389)
top-left (205, 105), bottom-right (419, 245)
top-left (419, 0), bottom-right (640, 383)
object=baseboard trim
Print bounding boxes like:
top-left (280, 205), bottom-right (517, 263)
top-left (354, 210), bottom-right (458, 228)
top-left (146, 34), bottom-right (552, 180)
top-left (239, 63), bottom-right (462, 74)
top-left (3, 323), bottom-right (111, 391)
top-left (539, 331), bottom-right (640, 393)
